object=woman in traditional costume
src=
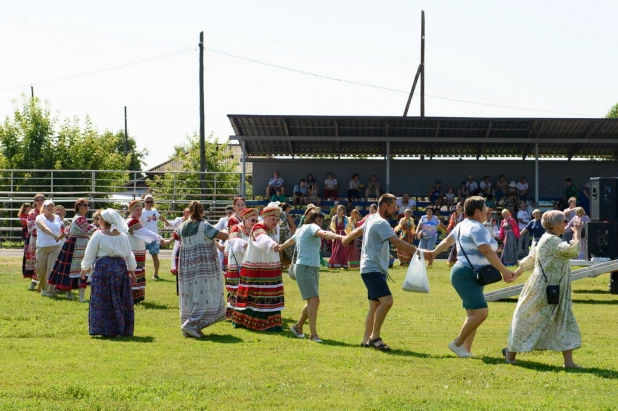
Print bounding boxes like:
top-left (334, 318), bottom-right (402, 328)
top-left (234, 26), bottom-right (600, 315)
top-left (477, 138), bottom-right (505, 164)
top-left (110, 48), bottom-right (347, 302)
top-left (81, 209), bottom-right (136, 337)
top-left (23, 194), bottom-right (45, 290)
top-left (232, 205), bottom-right (285, 332)
top-left (394, 208), bottom-right (416, 267)
top-left (278, 203), bottom-right (296, 270)
top-left (224, 208), bottom-right (258, 319)
top-left (222, 197), bottom-right (246, 269)
top-left (347, 209), bottom-right (362, 269)
top-left (126, 200), bottom-right (165, 304)
top-left (48, 199), bottom-right (97, 301)
top-left (496, 208), bottom-right (520, 267)
top-left (176, 201), bottom-right (229, 338)
top-left (328, 205), bottom-right (350, 269)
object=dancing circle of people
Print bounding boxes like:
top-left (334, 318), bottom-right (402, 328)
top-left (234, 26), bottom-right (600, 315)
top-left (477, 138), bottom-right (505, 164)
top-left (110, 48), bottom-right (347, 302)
top-left (19, 192), bottom-right (586, 368)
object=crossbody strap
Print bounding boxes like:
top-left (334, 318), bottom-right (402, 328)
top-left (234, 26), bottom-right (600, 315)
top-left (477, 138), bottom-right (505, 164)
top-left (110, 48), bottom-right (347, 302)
top-left (537, 258), bottom-right (566, 286)
top-left (456, 227), bottom-right (475, 271)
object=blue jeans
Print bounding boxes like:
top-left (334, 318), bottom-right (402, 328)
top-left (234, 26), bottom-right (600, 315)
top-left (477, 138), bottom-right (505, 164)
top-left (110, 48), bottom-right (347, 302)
top-left (419, 236), bottom-right (438, 250)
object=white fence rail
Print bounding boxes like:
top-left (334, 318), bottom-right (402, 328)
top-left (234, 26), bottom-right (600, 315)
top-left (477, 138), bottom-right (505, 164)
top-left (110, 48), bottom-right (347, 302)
top-left (0, 169), bottom-right (250, 242)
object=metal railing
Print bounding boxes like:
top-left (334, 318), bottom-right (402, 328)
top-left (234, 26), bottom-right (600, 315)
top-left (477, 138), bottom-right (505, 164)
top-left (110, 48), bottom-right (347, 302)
top-left (0, 169), bottom-right (252, 242)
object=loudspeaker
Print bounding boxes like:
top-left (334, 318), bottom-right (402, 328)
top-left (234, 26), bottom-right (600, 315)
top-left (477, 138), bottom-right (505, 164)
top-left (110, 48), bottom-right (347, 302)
top-left (590, 177), bottom-right (617, 221)
top-left (586, 221), bottom-right (618, 260)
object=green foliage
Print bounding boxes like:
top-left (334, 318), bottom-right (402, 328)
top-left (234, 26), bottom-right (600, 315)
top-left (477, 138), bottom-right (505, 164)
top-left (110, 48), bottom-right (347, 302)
top-left (0, 258), bottom-right (617, 409)
top-left (147, 133), bottom-right (240, 212)
top-left (0, 95), bottom-right (146, 194)
top-left (606, 102), bottom-right (618, 119)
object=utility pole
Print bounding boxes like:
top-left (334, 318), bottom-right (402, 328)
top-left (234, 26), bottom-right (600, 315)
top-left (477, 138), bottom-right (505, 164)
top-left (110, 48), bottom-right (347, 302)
top-left (199, 31), bottom-right (206, 194)
top-left (31, 86), bottom-right (34, 98)
top-left (403, 65), bottom-right (421, 116)
top-left (420, 10), bottom-right (426, 117)
top-left (124, 106), bottom-right (128, 154)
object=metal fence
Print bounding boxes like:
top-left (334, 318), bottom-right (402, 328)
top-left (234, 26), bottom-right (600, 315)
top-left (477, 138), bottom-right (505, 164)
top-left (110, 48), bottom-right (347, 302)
top-left (0, 169), bottom-right (250, 242)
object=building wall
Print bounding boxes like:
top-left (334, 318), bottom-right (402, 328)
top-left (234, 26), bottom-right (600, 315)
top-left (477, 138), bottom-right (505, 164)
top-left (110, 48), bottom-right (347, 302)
top-left (251, 158), bottom-right (618, 200)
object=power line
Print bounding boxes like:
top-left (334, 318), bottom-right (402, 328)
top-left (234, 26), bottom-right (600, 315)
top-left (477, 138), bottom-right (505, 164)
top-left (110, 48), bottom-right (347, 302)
top-left (204, 47), bottom-right (601, 117)
top-left (0, 48), bottom-right (196, 94)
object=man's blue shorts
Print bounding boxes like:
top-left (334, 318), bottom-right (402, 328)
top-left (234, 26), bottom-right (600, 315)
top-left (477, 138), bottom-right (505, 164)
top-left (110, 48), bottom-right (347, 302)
top-left (145, 240), bottom-right (160, 255)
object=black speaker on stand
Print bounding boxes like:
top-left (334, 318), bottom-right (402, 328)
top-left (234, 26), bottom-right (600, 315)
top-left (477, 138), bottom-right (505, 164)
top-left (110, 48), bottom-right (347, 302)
top-left (611, 272), bottom-right (618, 295)
top-left (590, 177), bottom-right (617, 222)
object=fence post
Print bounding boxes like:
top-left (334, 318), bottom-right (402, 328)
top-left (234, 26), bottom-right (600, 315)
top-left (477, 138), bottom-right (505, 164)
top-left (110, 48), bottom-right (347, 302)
top-left (133, 171), bottom-right (137, 199)
top-left (50, 170), bottom-right (54, 198)
top-left (214, 173), bottom-right (217, 204)
top-left (173, 173), bottom-right (177, 209)
top-left (10, 170), bottom-right (13, 193)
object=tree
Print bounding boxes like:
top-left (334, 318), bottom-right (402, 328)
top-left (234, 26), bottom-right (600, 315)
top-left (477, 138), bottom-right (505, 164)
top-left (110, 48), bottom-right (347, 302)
top-left (146, 132), bottom-right (240, 212)
top-left (606, 102), bottom-right (618, 119)
top-left (0, 95), bottom-right (146, 193)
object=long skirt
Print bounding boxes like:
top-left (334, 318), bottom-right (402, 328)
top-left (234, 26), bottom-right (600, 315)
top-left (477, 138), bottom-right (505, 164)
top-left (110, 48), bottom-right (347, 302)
top-left (501, 231), bottom-right (518, 267)
top-left (225, 248), bottom-right (243, 320)
top-left (22, 235), bottom-right (38, 280)
top-left (131, 250), bottom-right (146, 304)
top-left (48, 236), bottom-right (89, 291)
top-left (347, 239), bottom-right (361, 269)
top-left (178, 236), bottom-right (225, 331)
top-left (328, 238), bottom-right (349, 269)
top-left (171, 240), bottom-right (180, 295)
top-left (89, 257), bottom-right (134, 337)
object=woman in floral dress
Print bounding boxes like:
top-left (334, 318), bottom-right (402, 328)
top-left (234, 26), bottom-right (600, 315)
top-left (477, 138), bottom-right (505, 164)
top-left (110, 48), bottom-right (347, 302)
top-left (394, 209), bottom-right (416, 267)
top-left (504, 210), bottom-right (583, 368)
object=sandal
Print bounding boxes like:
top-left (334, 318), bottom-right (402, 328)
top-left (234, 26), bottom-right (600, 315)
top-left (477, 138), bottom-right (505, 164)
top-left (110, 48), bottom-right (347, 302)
top-left (369, 337), bottom-right (391, 351)
top-left (360, 342), bottom-right (370, 348)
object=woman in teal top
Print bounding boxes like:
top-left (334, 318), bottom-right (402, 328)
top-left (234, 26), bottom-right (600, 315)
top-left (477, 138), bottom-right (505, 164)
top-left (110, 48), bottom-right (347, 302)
top-left (278, 208), bottom-right (344, 342)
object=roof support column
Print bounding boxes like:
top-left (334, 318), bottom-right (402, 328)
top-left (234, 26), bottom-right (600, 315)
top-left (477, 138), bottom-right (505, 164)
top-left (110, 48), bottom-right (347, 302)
top-left (241, 140), bottom-right (247, 197)
top-left (386, 141), bottom-right (391, 193)
top-left (534, 142), bottom-right (539, 202)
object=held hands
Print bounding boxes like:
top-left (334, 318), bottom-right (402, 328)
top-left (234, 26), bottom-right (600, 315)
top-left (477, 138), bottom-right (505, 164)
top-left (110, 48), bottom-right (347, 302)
top-left (502, 270), bottom-right (517, 283)
top-left (420, 249), bottom-right (434, 263)
top-left (273, 244), bottom-right (282, 253)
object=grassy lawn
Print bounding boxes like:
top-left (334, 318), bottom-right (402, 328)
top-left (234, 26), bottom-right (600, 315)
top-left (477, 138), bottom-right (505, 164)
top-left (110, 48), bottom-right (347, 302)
top-left (1, 256), bottom-right (617, 410)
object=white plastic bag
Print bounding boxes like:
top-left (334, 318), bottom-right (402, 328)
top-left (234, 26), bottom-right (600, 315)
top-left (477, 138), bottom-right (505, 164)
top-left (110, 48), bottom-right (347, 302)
top-left (402, 249), bottom-right (430, 293)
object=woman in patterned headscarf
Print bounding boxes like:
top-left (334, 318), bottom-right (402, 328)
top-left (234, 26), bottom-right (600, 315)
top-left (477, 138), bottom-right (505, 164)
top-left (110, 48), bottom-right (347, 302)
top-left (232, 205), bottom-right (285, 332)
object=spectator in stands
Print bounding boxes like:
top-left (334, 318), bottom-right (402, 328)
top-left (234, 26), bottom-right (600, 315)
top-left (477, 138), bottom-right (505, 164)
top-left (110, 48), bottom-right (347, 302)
top-left (526, 200), bottom-right (537, 216)
top-left (567, 207), bottom-right (590, 260)
top-left (324, 172), bottom-right (339, 200)
top-left (348, 173), bottom-right (361, 201)
top-left (365, 175), bottom-right (381, 199)
top-left (565, 178), bottom-right (577, 202)
top-left (563, 197), bottom-right (577, 242)
top-left (293, 179), bottom-right (308, 209)
top-left (496, 208), bottom-right (520, 267)
top-left (307, 182), bottom-right (321, 206)
top-left (505, 182), bottom-right (519, 215)
top-left (495, 175), bottom-right (507, 200)
top-left (417, 206), bottom-right (445, 266)
top-left (516, 202), bottom-right (531, 257)
top-left (517, 177), bottom-right (529, 202)
top-left (457, 182), bottom-right (469, 201)
top-left (270, 187), bottom-right (287, 203)
top-left (480, 176), bottom-right (492, 199)
top-left (520, 209), bottom-right (545, 250)
top-left (141, 194), bottom-right (169, 280)
top-left (465, 175), bottom-right (479, 196)
top-left (266, 171), bottom-right (285, 199)
top-left (428, 180), bottom-right (443, 207)
top-left (579, 183), bottom-right (590, 216)
top-left (445, 187), bottom-right (455, 210)
top-left (396, 193), bottom-right (416, 218)
top-left (306, 174), bottom-right (316, 186)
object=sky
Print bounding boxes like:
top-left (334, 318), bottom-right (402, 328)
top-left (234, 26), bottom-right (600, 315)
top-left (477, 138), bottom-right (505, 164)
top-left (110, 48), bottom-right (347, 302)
top-left (1, 0), bottom-right (617, 170)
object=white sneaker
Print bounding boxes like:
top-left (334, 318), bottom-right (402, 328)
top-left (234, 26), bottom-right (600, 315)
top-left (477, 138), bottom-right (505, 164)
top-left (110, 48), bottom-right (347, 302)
top-left (448, 340), bottom-right (472, 358)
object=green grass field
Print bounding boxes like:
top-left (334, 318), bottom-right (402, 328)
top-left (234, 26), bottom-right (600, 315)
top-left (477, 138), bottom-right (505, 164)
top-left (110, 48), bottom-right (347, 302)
top-left (1, 256), bottom-right (617, 410)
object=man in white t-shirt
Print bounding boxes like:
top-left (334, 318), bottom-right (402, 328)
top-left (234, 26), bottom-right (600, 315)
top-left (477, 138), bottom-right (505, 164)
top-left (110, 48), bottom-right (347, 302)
top-left (516, 177), bottom-right (529, 202)
top-left (140, 194), bottom-right (169, 279)
top-left (343, 194), bottom-right (433, 352)
top-left (465, 175), bottom-right (478, 196)
top-left (396, 193), bottom-right (416, 218)
top-left (516, 201), bottom-right (531, 257)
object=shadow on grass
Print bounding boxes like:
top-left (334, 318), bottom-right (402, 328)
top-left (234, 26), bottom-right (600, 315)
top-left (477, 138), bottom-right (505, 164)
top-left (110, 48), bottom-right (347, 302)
top-left (480, 356), bottom-right (618, 379)
top-left (197, 334), bottom-right (243, 343)
top-left (573, 289), bottom-right (610, 294)
top-left (150, 277), bottom-right (174, 283)
top-left (320, 339), bottom-right (450, 358)
top-left (101, 335), bottom-right (155, 343)
top-left (572, 299), bottom-right (618, 305)
top-left (140, 301), bottom-right (173, 310)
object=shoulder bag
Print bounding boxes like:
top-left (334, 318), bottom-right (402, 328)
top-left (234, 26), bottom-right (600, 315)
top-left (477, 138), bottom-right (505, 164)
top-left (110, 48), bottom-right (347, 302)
top-left (288, 244), bottom-right (298, 281)
top-left (538, 260), bottom-right (561, 305)
top-left (457, 227), bottom-right (502, 286)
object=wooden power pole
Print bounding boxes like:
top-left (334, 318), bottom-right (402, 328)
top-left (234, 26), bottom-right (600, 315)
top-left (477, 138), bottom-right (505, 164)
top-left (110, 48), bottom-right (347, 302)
top-left (199, 31), bottom-right (206, 193)
top-left (420, 10), bottom-right (426, 117)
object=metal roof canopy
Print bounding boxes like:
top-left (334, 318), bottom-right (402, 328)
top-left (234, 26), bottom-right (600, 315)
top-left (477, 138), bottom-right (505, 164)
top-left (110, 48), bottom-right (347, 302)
top-left (228, 115), bottom-right (618, 159)
top-left (228, 115), bottom-right (618, 198)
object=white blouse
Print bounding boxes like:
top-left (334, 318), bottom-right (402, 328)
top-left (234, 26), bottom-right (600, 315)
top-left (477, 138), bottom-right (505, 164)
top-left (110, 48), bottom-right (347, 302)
top-left (81, 230), bottom-right (137, 272)
top-left (35, 214), bottom-right (63, 248)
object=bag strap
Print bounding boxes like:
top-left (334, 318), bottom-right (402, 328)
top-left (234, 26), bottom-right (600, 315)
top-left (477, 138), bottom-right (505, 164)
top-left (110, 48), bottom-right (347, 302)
top-left (537, 258), bottom-right (566, 285)
top-left (456, 226), bottom-right (475, 271)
